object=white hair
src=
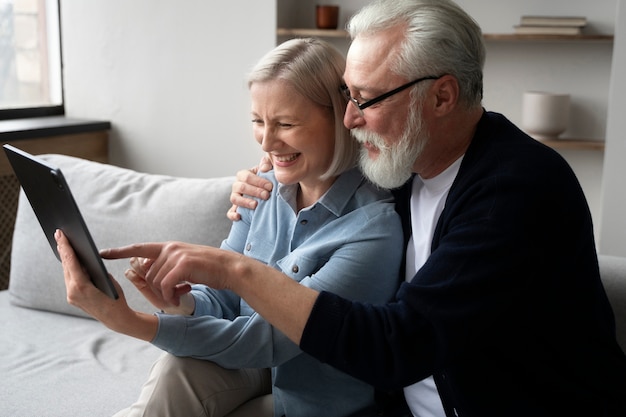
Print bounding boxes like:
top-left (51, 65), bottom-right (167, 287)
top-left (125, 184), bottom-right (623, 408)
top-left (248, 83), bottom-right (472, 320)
top-left (347, 0), bottom-right (485, 108)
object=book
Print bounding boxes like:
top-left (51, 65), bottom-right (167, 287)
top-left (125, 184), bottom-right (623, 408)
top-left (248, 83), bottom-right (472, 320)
top-left (519, 15), bottom-right (587, 27)
top-left (514, 25), bottom-right (583, 36)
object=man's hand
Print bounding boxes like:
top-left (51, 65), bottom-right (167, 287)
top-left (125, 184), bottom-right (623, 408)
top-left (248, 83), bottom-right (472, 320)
top-left (227, 156), bottom-right (274, 221)
top-left (102, 239), bottom-right (318, 345)
top-left (101, 241), bottom-right (232, 304)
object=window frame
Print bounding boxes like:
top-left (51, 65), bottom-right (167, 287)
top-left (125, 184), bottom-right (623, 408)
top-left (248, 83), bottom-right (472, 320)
top-left (0, 0), bottom-right (64, 121)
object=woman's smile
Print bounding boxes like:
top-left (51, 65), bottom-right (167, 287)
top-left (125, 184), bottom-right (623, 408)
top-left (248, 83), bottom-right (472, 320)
top-left (272, 153), bottom-right (302, 166)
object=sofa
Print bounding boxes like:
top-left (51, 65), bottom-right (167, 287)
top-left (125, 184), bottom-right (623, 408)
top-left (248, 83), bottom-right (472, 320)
top-left (1, 154), bottom-right (626, 417)
top-left (0, 154), bottom-right (234, 416)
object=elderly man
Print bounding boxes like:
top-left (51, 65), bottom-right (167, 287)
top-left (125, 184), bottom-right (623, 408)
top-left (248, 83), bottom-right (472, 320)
top-left (65, 0), bottom-right (626, 415)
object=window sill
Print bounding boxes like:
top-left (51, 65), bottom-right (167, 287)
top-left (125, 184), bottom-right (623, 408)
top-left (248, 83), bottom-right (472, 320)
top-left (0, 116), bottom-right (111, 141)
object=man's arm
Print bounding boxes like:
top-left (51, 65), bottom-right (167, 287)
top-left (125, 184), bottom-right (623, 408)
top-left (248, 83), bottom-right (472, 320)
top-left (226, 254), bottom-right (318, 345)
top-left (101, 241), bottom-right (318, 344)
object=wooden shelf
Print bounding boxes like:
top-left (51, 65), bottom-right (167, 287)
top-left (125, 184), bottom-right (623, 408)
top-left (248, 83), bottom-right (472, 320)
top-left (483, 33), bottom-right (614, 42)
top-left (277, 28), bottom-right (349, 38)
top-left (537, 139), bottom-right (605, 151)
top-left (277, 28), bottom-right (614, 42)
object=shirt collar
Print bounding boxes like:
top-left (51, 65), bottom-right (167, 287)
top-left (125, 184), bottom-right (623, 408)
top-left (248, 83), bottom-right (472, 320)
top-left (276, 167), bottom-right (365, 217)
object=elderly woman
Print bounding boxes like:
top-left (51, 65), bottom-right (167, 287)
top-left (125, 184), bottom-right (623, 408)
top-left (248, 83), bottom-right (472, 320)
top-left (57, 38), bottom-right (403, 417)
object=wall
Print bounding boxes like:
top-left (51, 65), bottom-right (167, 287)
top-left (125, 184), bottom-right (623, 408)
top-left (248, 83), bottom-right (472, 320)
top-left (60, 0), bottom-right (275, 178)
top-left (600, 0), bottom-right (626, 257)
top-left (278, 0), bottom-right (618, 244)
top-left (60, 0), bottom-right (624, 251)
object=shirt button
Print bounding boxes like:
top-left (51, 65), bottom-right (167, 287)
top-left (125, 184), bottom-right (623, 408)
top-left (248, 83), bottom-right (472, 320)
top-left (292, 265), bottom-right (299, 273)
top-left (300, 219), bottom-right (308, 225)
top-left (246, 243), bottom-right (252, 251)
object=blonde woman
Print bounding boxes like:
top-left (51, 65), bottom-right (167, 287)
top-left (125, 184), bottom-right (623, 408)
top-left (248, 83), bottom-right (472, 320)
top-left (57, 38), bottom-right (403, 417)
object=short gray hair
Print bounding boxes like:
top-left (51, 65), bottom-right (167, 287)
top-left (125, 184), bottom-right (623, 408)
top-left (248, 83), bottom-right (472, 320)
top-left (347, 0), bottom-right (485, 108)
top-left (247, 38), bottom-right (357, 179)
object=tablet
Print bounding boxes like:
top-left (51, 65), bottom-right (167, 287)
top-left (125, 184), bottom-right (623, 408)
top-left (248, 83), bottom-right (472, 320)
top-left (3, 144), bottom-right (118, 299)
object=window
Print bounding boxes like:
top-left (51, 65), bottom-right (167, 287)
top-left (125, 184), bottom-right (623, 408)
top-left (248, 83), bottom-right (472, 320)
top-left (0, 0), bottom-right (62, 119)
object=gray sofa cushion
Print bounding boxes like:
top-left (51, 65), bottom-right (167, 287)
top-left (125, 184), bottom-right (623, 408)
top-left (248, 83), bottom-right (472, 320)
top-left (0, 290), bottom-right (164, 417)
top-left (9, 154), bottom-right (234, 318)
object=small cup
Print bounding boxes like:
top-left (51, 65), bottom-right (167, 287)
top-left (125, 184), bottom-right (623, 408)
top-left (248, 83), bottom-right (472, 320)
top-left (521, 91), bottom-right (570, 140)
top-left (316, 5), bottom-right (339, 29)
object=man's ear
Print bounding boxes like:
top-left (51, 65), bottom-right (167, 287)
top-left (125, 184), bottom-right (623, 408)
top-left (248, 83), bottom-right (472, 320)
top-left (432, 75), bottom-right (459, 115)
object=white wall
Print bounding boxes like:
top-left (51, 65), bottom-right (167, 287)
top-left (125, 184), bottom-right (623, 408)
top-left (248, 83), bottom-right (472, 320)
top-left (60, 0), bottom-right (275, 178)
top-left (600, 0), bottom-right (626, 256)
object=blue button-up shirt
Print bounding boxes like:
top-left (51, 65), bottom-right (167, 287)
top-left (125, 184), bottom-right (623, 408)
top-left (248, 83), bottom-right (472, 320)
top-left (153, 167), bottom-right (403, 417)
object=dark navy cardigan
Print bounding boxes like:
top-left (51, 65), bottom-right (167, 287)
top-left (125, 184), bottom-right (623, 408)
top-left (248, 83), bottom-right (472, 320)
top-left (301, 111), bottom-right (626, 416)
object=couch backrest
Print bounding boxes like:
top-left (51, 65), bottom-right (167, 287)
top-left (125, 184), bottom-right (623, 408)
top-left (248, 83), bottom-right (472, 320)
top-left (9, 154), bottom-right (234, 318)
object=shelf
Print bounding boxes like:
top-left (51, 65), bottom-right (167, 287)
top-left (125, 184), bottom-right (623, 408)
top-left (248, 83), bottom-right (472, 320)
top-left (536, 139), bottom-right (605, 151)
top-left (277, 28), bottom-right (349, 38)
top-left (277, 28), bottom-right (613, 42)
top-left (483, 33), bottom-right (614, 42)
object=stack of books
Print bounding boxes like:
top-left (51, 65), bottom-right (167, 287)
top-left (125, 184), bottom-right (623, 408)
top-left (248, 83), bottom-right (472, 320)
top-left (514, 15), bottom-right (587, 35)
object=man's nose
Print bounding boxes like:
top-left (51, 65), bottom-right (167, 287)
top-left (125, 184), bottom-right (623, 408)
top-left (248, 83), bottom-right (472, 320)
top-left (343, 103), bottom-right (365, 130)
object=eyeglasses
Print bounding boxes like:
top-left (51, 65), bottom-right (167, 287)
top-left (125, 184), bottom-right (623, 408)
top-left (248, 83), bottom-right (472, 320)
top-left (341, 75), bottom-right (442, 116)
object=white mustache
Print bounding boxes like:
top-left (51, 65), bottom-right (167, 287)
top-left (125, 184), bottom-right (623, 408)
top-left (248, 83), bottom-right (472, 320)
top-left (351, 128), bottom-right (392, 151)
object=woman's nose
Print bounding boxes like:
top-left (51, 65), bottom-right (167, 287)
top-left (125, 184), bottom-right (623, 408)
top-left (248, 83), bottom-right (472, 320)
top-left (260, 128), bottom-right (277, 152)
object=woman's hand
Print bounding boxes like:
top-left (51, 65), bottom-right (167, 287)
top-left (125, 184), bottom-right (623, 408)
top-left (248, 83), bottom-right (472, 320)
top-left (55, 230), bottom-right (158, 341)
top-left (125, 256), bottom-right (195, 315)
top-left (227, 156), bottom-right (274, 221)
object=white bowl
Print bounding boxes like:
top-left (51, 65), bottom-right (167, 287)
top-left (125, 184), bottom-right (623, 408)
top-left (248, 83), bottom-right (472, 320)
top-left (521, 91), bottom-right (570, 140)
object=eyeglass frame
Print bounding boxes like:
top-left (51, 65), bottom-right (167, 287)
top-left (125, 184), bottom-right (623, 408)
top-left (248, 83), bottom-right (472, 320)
top-left (341, 75), bottom-right (443, 115)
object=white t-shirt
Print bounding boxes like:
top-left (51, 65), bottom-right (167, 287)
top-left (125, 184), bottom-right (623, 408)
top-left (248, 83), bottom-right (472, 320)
top-left (403, 156), bottom-right (463, 417)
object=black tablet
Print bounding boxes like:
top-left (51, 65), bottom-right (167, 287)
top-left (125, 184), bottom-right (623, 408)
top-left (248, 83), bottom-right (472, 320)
top-left (3, 144), bottom-right (118, 299)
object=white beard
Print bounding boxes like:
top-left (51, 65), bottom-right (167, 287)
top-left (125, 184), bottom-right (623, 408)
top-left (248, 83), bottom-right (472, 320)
top-left (352, 103), bottom-right (427, 189)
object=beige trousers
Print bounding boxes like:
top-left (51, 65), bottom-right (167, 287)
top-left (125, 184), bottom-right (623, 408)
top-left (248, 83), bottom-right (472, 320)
top-left (113, 353), bottom-right (273, 417)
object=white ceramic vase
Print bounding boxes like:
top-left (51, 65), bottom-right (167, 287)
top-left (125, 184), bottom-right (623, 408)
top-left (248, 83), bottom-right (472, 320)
top-left (521, 91), bottom-right (570, 140)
